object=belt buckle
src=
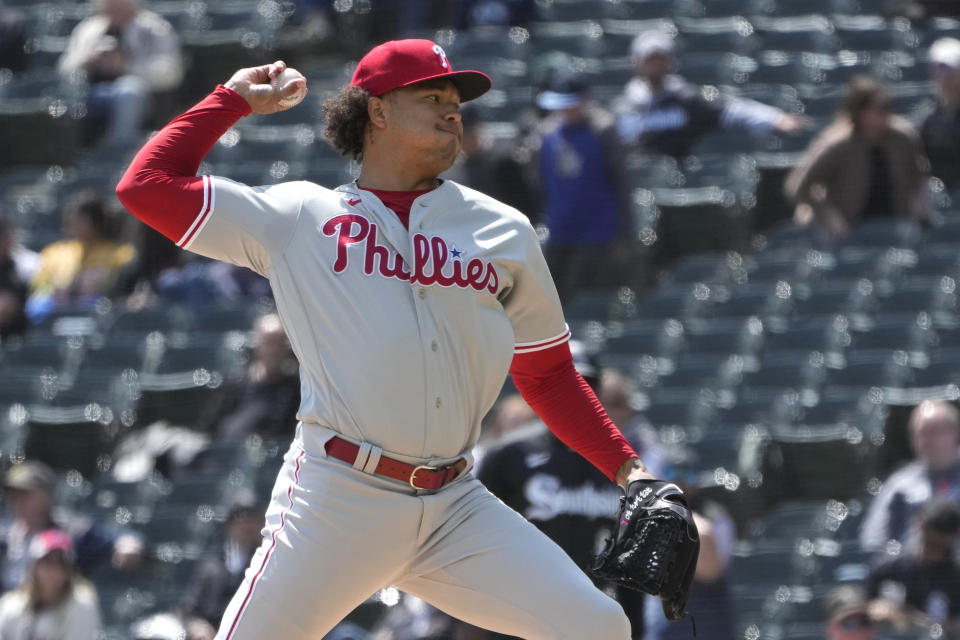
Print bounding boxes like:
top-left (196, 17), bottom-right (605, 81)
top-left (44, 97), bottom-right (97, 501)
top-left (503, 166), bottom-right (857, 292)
top-left (409, 464), bottom-right (440, 490)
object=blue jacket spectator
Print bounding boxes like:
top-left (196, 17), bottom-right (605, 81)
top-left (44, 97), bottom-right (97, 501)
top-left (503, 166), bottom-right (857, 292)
top-left (538, 73), bottom-right (633, 302)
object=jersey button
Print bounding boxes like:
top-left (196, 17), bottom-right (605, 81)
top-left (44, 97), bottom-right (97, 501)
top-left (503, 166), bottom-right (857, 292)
top-left (418, 289), bottom-right (427, 299)
top-left (435, 397), bottom-right (442, 408)
top-left (431, 340), bottom-right (438, 352)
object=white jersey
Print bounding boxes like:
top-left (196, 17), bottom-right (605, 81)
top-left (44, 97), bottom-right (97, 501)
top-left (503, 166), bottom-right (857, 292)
top-left (180, 176), bottom-right (569, 461)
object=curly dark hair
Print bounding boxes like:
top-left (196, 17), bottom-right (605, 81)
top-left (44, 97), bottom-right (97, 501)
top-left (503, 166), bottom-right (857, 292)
top-left (322, 85), bottom-right (372, 162)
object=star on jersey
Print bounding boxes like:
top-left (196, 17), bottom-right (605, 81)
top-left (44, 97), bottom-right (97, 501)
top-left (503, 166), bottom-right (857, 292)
top-left (450, 246), bottom-right (463, 260)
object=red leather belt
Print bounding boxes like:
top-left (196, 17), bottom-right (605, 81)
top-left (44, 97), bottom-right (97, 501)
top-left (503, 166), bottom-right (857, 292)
top-left (325, 436), bottom-right (466, 491)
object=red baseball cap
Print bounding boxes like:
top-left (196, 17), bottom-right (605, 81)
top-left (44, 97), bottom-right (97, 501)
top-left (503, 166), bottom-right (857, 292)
top-left (351, 39), bottom-right (492, 102)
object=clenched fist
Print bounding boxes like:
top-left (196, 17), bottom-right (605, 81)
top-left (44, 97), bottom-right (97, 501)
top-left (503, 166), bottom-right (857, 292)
top-left (224, 60), bottom-right (308, 115)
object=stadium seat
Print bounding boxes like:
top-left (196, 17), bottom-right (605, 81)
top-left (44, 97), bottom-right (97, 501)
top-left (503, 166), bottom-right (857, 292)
top-left (127, 370), bottom-right (224, 430)
top-left (754, 16), bottom-right (839, 53)
top-left (675, 16), bottom-right (761, 56)
top-left (634, 282), bottom-right (719, 322)
top-left (791, 278), bottom-right (877, 324)
top-left (796, 385), bottom-right (886, 427)
top-left (711, 281), bottom-right (795, 329)
top-left (849, 313), bottom-right (934, 366)
top-left (911, 348), bottom-right (960, 388)
top-left (759, 424), bottom-right (872, 501)
top-left (683, 316), bottom-right (766, 364)
top-left (108, 305), bottom-right (192, 336)
top-left (750, 499), bottom-right (859, 541)
top-left (603, 318), bottom-right (684, 358)
top-left (660, 252), bottom-right (747, 286)
top-left (742, 349), bottom-right (829, 394)
top-left (876, 276), bottom-right (958, 326)
top-left (843, 219), bottom-right (924, 250)
top-left (825, 348), bottom-right (915, 390)
top-left (530, 20), bottom-right (607, 58)
top-left (657, 351), bottom-right (745, 393)
top-left (764, 313), bottom-right (851, 357)
top-left (24, 403), bottom-right (110, 476)
top-left (746, 248), bottom-right (827, 285)
top-left (642, 387), bottom-right (719, 429)
top-left (652, 185), bottom-right (748, 264)
top-left (833, 15), bottom-right (911, 52)
top-left (565, 286), bottom-right (639, 323)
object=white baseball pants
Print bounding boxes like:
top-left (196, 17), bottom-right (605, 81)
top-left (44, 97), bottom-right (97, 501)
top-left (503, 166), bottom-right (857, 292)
top-left (214, 429), bottom-right (630, 640)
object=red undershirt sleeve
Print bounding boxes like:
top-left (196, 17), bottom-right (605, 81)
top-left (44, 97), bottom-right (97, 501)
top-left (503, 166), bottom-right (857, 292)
top-left (510, 342), bottom-right (638, 482)
top-left (115, 85), bottom-right (252, 243)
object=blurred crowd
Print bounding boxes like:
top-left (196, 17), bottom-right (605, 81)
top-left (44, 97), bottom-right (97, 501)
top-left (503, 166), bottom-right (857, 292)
top-left (2, 0), bottom-right (960, 639)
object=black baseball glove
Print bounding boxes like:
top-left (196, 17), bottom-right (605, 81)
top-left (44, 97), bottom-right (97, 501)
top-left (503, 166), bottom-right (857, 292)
top-left (591, 479), bottom-right (700, 621)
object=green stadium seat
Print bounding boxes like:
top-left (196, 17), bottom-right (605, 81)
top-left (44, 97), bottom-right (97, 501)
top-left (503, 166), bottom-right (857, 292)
top-left (128, 370), bottom-right (225, 430)
top-left (754, 16), bottom-right (840, 52)
top-left (24, 403), bottom-right (110, 476)
top-left (759, 424), bottom-right (872, 501)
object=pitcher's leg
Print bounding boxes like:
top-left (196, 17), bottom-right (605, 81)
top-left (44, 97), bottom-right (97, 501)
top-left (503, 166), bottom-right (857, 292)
top-left (397, 481), bottom-right (630, 640)
top-left (215, 446), bottom-right (419, 640)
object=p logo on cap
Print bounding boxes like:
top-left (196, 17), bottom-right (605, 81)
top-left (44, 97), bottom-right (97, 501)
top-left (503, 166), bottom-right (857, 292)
top-left (432, 44), bottom-right (449, 70)
top-left (351, 39), bottom-right (492, 102)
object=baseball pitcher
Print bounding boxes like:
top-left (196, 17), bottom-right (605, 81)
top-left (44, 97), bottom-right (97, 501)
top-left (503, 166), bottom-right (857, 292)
top-left (116, 39), bottom-right (696, 640)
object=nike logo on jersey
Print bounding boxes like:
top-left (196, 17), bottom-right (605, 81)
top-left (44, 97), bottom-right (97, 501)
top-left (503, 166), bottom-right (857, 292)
top-left (322, 214), bottom-right (500, 294)
top-left (347, 198), bottom-right (362, 206)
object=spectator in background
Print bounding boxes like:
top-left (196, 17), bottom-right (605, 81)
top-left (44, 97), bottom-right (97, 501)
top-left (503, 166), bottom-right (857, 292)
top-left (860, 400), bottom-right (960, 555)
top-left (475, 345), bottom-right (665, 638)
top-left (866, 499), bottom-right (960, 637)
top-left (785, 75), bottom-right (929, 241)
top-left (195, 313), bottom-right (300, 441)
top-left (442, 104), bottom-right (539, 222)
top-left (919, 38), bottom-right (960, 191)
top-left (0, 0), bottom-right (26, 73)
top-left (824, 584), bottom-right (875, 640)
top-left (0, 529), bottom-right (102, 640)
top-left (645, 485), bottom-right (736, 640)
top-left (27, 190), bottom-right (135, 321)
top-left (0, 215), bottom-right (34, 337)
top-left (0, 461), bottom-right (143, 592)
top-left (537, 72), bottom-right (634, 304)
top-left (615, 30), bottom-right (809, 158)
top-left (58, 0), bottom-right (183, 147)
top-left (180, 491), bottom-right (264, 640)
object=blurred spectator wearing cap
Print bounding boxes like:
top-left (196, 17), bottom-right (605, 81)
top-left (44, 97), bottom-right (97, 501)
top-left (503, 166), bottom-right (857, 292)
top-left (194, 313), bottom-right (300, 441)
top-left (866, 499), bottom-right (960, 637)
top-left (785, 75), bottom-right (929, 241)
top-left (58, 0), bottom-right (183, 147)
top-left (537, 72), bottom-right (635, 304)
top-left (27, 189), bottom-right (135, 321)
top-left (179, 491), bottom-right (264, 640)
top-left (473, 344), bottom-right (665, 638)
top-left (824, 584), bottom-right (874, 640)
top-left (919, 38), bottom-right (960, 191)
top-left (860, 400), bottom-right (960, 555)
top-left (1, 461), bottom-right (144, 593)
top-left (0, 529), bottom-right (102, 640)
top-left (615, 31), bottom-right (809, 158)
